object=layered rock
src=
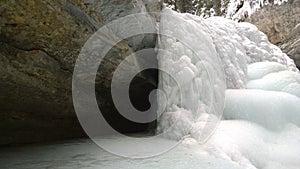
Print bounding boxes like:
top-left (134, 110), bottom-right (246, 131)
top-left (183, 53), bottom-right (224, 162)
top-left (246, 0), bottom-right (300, 68)
top-left (0, 0), bottom-right (162, 145)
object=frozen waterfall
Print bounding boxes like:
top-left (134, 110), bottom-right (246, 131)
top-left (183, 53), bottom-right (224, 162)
top-left (3, 7), bottom-right (299, 169)
top-left (157, 8), bottom-right (300, 169)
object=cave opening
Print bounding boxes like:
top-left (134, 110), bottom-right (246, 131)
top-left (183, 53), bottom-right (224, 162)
top-left (96, 68), bottom-right (159, 137)
top-left (95, 35), bottom-right (159, 136)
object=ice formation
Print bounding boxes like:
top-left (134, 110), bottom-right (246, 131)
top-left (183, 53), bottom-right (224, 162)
top-left (2, 6), bottom-right (299, 169)
top-left (157, 8), bottom-right (300, 169)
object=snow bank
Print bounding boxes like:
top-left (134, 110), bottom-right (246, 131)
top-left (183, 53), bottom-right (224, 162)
top-left (206, 121), bottom-right (300, 169)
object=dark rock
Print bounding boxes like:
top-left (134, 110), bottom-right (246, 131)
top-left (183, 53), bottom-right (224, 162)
top-left (0, 0), bottom-right (162, 145)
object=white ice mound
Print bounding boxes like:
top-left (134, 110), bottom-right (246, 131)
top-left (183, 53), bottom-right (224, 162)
top-left (247, 62), bottom-right (288, 80)
top-left (206, 18), bottom-right (297, 88)
top-left (224, 89), bottom-right (300, 130)
top-left (247, 62), bottom-right (300, 97)
top-left (156, 7), bottom-right (300, 169)
top-left (157, 8), bottom-right (227, 143)
top-left (157, 8), bottom-right (298, 142)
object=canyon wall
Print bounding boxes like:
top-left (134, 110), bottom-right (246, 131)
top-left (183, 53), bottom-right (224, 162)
top-left (246, 0), bottom-right (300, 68)
top-left (0, 0), bottom-right (162, 146)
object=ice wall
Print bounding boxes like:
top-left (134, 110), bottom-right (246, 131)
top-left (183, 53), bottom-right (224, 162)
top-left (156, 9), bottom-right (227, 142)
top-left (157, 8), bottom-right (297, 141)
top-left (157, 8), bottom-right (300, 169)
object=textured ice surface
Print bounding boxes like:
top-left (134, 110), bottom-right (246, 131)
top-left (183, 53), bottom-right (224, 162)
top-left (157, 8), bottom-right (298, 142)
top-left (157, 9), bottom-right (227, 143)
top-left (2, 7), bottom-right (299, 169)
top-left (224, 89), bottom-right (300, 129)
top-left (247, 61), bottom-right (300, 98)
top-left (247, 62), bottom-right (288, 80)
top-left (247, 70), bottom-right (300, 98)
top-left (157, 8), bottom-right (300, 169)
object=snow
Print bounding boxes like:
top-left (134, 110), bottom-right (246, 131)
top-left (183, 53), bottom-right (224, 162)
top-left (226, 0), bottom-right (290, 21)
top-left (156, 8), bottom-right (300, 169)
top-left (157, 8), bottom-right (298, 140)
top-left (2, 6), bottom-right (299, 169)
top-left (247, 62), bottom-right (288, 80)
top-left (157, 8), bottom-right (227, 143)
top-left (164, 0), bottom-right (289, 20)
top-left (157, 105), bottom-right (194, 140)
top-left (205, 121), bottom-right (300, 169)
top-left (247, 71), bottom-right (300, 97)
top-left (0, 139), bottom-right (246, 169)
top-left (224, 89), bottom-right (300, 130)
top-left (247, 61), bottom-right (300, 98)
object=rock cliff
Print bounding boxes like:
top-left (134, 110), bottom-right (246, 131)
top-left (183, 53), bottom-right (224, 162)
top-left (0, 0), bottom-right (162, 145)
top-left (246, 0), bottom-right (300, 68)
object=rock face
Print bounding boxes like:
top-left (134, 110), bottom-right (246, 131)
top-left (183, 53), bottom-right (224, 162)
top-left (0, 0), bottom-right (162, 146)
top-left (246, 0), bottom-right (300, 68)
